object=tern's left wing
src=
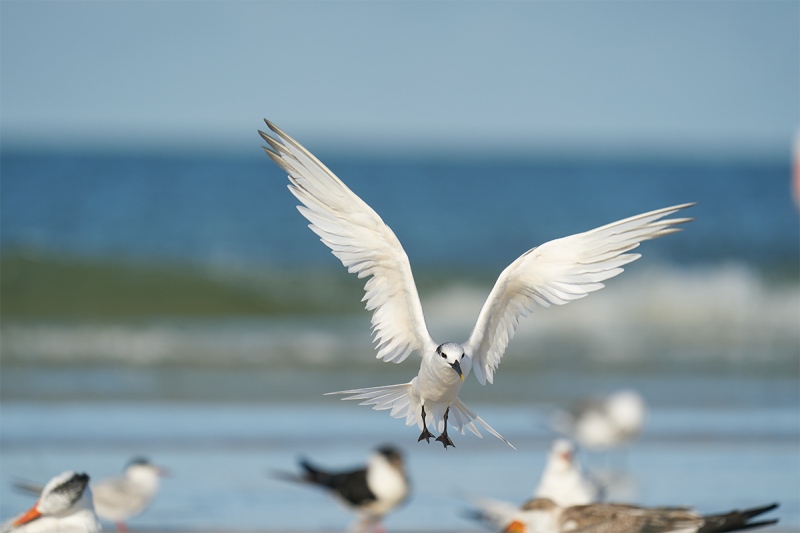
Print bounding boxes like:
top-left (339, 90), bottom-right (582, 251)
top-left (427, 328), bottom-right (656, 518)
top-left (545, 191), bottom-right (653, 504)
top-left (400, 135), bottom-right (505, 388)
top-left (465, 204), bottom-right (694, 385)
top-left (259, 120), bottom-right (436, 363)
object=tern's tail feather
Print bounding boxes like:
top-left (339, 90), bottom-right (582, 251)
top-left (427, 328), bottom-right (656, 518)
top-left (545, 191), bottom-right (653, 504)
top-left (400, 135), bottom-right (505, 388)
top-left (325, 384), bottom-right (515, 449)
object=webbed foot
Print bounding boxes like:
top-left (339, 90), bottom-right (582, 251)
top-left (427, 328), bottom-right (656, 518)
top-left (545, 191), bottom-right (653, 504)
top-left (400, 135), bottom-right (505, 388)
top-left (418, 426), bottom-right (434, 443)
top-left (435, 431), bottom-right (455, 448)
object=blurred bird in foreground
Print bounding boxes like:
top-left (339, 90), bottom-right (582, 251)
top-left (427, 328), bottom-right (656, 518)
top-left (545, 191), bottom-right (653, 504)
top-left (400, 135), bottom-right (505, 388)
top-left (15, 457), bottom-right (167, 532)
top-left (2, 471), bottom-right (100, 533)
top-left (272, 445), bottom-right (410, 532)
top-left (552, 389), bottom-right (647, 452)
top-left (466, 439), bottom-right (599, 530)
top-left (502, 498), bottom-right (779, 533)
top-left (260, 119), bottom-right (692, 448)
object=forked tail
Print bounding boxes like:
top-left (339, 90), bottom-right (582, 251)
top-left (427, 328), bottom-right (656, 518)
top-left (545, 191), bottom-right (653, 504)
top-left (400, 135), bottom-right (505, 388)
top-left (325, 383), bottom-right (515, 449)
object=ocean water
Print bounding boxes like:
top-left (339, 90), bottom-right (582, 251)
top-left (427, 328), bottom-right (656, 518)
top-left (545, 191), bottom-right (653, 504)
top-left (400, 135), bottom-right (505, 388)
top-left (0, 402), bottom-right (798, 531)
top-left (1, 151), bottom-right (798, 530)
top-left (1, 152), bottom-right (798, 270)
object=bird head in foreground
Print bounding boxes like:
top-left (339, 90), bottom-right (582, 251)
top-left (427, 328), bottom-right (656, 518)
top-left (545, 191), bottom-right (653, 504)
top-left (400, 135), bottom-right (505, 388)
top-left (503, 498), bottom-right (560, 533)
top-left (13, 471), bottom-right (91, 527)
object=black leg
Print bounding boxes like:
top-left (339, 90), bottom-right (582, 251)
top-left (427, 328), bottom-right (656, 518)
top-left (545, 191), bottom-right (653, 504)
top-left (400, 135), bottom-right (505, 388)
top-left (435, 407), bottom-right (455, 449)
top-left (418, 405), bottom-right (435, 443)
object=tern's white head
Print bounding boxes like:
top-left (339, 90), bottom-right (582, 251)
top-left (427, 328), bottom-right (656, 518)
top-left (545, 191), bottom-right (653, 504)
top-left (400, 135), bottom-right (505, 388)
top-left (370, 445), bottom-right (406, 473)
top-left (11, 471), bottom-right (94, 528)
top-left (124, 457), bottom-right (167, 492)
top-left (607, 390), bottom-right (646, 434)
top-left (435, 343), bottom-right (468, 381)
top-left (548, 439), bottom-right (576, 472)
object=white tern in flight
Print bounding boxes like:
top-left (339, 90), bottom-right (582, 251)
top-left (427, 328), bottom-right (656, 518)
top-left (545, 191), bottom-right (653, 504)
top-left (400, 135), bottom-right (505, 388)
top-left (260, 120), bottom-right (693, 449)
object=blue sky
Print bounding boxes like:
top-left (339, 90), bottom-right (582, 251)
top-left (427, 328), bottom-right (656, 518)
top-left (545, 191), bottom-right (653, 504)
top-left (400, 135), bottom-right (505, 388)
top-left (1, 1), bottom-right (797, 157)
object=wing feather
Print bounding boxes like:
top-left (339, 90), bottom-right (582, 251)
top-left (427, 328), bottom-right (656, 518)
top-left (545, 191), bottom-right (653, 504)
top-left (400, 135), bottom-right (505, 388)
top-left (260, 120), bottom-right (436, 363)
top-left (465, 203), bottom-right (694, 385)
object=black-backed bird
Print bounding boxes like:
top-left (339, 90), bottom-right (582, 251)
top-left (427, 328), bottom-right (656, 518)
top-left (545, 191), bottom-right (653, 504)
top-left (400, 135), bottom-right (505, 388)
top-left (272, 445), bottom-right (410, 532)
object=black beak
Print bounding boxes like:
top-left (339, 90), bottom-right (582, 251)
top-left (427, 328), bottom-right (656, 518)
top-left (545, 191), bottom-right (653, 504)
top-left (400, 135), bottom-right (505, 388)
top-left (450, 360), bottom-right (465, 381)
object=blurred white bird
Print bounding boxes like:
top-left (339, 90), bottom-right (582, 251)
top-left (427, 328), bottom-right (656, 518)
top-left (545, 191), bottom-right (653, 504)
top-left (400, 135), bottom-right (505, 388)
top-left (261, 120), bottom-right (693, 448)
top-left (465, 439), bottom-right (598, 530)
top-left (3, 471), bottom-right (100, 533)
top-left (502, 498), bottom-right (779, 533)
top-left (91, 458), bottom-right (166, 531)
top-left (534, 439), bottom-right (600, 506)
top-left (15, 457), bottom-right (166, 532)
top-left (553, 389), bottom-right (647, 452)
top-left (272, 445), bottom-right (410, 532)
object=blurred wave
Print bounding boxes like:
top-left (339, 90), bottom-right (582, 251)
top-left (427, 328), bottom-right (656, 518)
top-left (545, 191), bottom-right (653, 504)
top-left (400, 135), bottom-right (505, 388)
top-left (2, 151), bottom-right (797, 398)
top-left (2, 259), bottom-right (796, 372)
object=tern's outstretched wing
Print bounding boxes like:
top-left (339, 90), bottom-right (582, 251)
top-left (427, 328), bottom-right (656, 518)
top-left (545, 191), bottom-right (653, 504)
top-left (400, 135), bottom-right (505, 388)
top-left (465, 203), bottom-right (694, 385)
top-left (260, 120), bottom-right (436, 363)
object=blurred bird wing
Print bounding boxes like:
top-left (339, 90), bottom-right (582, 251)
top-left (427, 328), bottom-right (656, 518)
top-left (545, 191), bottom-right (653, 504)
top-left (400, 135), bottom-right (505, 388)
top-left (260, 121), bottom-right (436, 363)
top-left (465, 203), bottom-right (694, 385)
top-left (562, 504), bottom-right (649, 533)
top-left (12, 479), bottom-right (45, 497)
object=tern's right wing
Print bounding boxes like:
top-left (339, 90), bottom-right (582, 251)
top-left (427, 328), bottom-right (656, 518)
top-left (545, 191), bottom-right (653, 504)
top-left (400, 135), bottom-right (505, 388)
top-left (259, 120), bottom-right (436, 363)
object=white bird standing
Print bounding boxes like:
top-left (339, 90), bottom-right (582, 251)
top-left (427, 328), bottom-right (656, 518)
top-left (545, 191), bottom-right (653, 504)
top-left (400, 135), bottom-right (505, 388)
top-left (272, 445), bottom-right (410, 532)
top-left (91, 458), bottom-right (166, 532)
top-left (260, 120), bottom-right (693, 448)
top-left (534, 439), bottom-right (600, 506)
top-left (2, 471), bottom-right (100, 533)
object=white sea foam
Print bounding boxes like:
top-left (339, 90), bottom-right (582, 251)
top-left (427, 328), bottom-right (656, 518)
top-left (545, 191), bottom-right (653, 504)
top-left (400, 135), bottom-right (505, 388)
top-left (2, 263), bottom-right (797, 368)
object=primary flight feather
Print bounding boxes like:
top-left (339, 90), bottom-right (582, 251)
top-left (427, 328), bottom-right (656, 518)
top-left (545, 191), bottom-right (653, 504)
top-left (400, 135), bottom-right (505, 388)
top-left (259, 119), bottom-right (693, 448)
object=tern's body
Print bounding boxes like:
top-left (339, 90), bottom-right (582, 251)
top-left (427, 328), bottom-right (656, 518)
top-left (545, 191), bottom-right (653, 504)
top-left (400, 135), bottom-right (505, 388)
top-left (274, 446), bottom-right (409, 532)
top-left (504, 498), bottom-right (779, 533)
top-left (3, 471), bottom-right (100, 533)
top-left (91, 458), bottom-right (164, 530)
top-left (260, 119), bottom-right (693, 448)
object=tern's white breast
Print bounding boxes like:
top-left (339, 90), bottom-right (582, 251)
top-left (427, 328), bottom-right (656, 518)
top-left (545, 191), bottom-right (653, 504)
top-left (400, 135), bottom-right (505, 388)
top-left (416, 354), bottom-right (464, 404)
